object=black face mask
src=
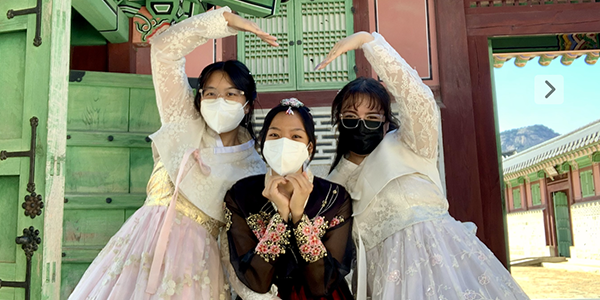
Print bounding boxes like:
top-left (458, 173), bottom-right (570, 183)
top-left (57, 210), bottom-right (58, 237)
top-left (339, 120), bottom-right (385, 155)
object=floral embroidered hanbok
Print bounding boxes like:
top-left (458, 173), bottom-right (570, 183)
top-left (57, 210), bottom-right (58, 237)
top-left (67, 7), bottom-right (265, 300)
top-left (327, 33), bottom-right (530, 300)
top-left (222, 171), bottom-right (354, 300)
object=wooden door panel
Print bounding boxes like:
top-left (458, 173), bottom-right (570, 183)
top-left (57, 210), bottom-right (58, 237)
top-left (62, 72), bottom-right (157, 298)
top-left (67, 85), bottom-right (130, 131)
top-left (60, 264), bottom-right (89, 300)
top-left (64, 147), bottom-right (130, 194)
top-left (0, 176), bottom-right (20, 263)
top-left (130, 148), bottom-right (154, 194)
top-left (63, 210), bottom-right (125, 247)
top-left (0, 31), bottom-right (26, 140)
top-left (129, 89), bottom-right (161, 132)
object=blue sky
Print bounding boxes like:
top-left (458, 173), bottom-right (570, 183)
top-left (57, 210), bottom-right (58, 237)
top-left (493, 57), bottom-right (600, 135)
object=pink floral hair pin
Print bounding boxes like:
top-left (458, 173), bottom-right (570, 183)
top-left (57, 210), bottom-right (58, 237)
top-left (281, 98), bottom-right (304, 115)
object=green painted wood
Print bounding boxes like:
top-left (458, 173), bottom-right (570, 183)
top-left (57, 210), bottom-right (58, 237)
top-left (575, 155), bottom-right (592, 169)
top-left (0, 31), bottom-right (26, 140)
top-left (66, 132), bottom-right (153, 148)
top-left (72, 0), bottom-right (129, 43)
top-left (70, 10), bottom-right (107, 46)
top-left (294, 0), bottom-right (356, 91)
top-left (129, 88), bottom-right (161, 133)
top-left (593, 151), bottom-right (600, 163)
top-left (0, 176), bottom-right (19, 263)
top-left (491, 35), bottom-right (561, 54)
top-left (61, 74), bottom-right (157, 298)
top-left (64, 194), bottom-right (146, 209)
top-left (62, 210), bottom-right (125, 246)
top-left (512, 188), bottom-right (522, 209)
top-left (580, 169), bottom-right (595, 198)
top-left (238, 2), bottom-right (297, 92)
top-left (61, 247), bottom-right (101, 263)
top-left (67, 85), bottom-right (130, 131)
top-left (553, 192), bottom-right (572, 257)
top-left (65, 147), bottom-right (130, 194)
top-left (60, 263), bottom-right (89, 300)
top-left (531, 183), bottom-right (542, 206)
top-left (0, 0), bottom-right (58, 295)
top-left (560, 161), bottom-right (571, 173)
top-left (70, 71), bottom-right (154, 89)
top-left (527, 171), bottom-right (540, 182)
top-left (130, 148), bottom-right (154, 193)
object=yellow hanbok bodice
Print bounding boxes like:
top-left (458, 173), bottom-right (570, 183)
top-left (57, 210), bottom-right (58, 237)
top-left (144, 160), bottom-right (223, 238)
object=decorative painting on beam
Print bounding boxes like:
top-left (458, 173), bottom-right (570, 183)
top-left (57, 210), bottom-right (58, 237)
top-left (117, 0), bottom-right (205, 42)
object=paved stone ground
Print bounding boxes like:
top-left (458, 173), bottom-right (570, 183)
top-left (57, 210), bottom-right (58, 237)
top-left (511, 266), bottom-right (600, 299)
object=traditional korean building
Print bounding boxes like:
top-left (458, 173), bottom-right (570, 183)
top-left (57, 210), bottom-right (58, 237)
top-left (2, 0), bottom-right (600, 299)
top-left (503, 120), bottom-right (600, 263)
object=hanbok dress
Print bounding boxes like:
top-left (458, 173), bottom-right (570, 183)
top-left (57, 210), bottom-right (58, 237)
top-left (222, 172), bottom-right (354, 300)
top-left (327, 33), bottom-right (530, 300)
top-left (68, 7), bottom-right (266, 300)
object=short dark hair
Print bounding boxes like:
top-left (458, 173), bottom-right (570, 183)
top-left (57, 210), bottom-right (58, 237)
top-left (194, 60), bottom-right (258, 140)
top-left (330, 77), bottom-right (398, 172)
top-left (257, 104), bottom-right (317, 162)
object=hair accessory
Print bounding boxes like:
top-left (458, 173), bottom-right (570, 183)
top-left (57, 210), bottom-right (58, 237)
top-left (280, 98), bottom-right (304, 115)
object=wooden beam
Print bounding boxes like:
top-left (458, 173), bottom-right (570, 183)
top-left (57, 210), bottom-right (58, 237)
top-left (434, 0), bottom-right (506, 264)
top-left (257, 90), bottom-right (339, 108)
top-left (466, 3), bottom-right (600, 36)
top-left (353, 0), bottom-right (373, 78)
top-left (468, 35), bottom-right (508, 266)
top-left (72, 0), bottom-right (130, 43)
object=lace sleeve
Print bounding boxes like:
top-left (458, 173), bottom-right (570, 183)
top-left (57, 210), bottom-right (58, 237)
top-left (150, 7), bottom-right (237, 124)
top-left (361, 32), bottom-right (439, 159)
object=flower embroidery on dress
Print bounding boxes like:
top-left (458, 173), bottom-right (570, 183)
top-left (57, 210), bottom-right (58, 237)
top-left (294, 215), bottom-right (328, 263)
top-left (224, 205), bottom-right (232, 231)
top-left (247, 211), bottom-right (271, 240)
top-left (255, 213), bottom-right (290, 262)
top-left (329, 215), bottom-right (345, 228)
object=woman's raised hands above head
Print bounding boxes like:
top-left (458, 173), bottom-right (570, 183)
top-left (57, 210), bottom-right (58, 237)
top-left (224, 11), bottom-right (279, 47)
top-left (315, 31), bottom-right (374, 70)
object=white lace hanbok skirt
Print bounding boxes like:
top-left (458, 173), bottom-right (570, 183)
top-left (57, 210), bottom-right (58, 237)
top-left (67, 205), bottom-right (229, 300)
top-left (365, 215), bottom-right (529, 300)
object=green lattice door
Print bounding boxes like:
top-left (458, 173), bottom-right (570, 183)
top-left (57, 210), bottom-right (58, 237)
top-left (552, 191), bottom-right (572, 257)
top-left (238, 0), bottom-right (355, 92)
top-left (60, 72), bottom-right (160, 299)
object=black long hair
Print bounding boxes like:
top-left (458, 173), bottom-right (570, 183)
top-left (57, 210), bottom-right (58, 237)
top-left (329, 77), bottom-right (399, 172)
top-left (258, 103), bottom-right (317, 162)
top-left (194, 60), bottom-right (258, 139)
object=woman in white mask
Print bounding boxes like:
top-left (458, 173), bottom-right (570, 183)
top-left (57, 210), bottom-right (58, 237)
top-left (221, 99), bottom-right (355, 300)
top-left (68, 8), bottom-right (276, 300)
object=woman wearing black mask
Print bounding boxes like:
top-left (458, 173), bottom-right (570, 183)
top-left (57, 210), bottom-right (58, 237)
top-left (316, 33), bottom-right (529, 300)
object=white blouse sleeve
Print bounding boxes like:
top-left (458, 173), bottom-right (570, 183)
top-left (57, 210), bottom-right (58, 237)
top-left (361, 33), bottom-right (439, 159)
top-left (150, 7), bottom-right (237, 124)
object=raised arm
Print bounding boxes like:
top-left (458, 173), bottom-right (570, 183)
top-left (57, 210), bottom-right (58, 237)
top-left (150, 7), bottom-right (236, 124)
top-left (318, 32), bottom-right (439, 159)
top-left (292, 195), bottom-right (353, 297)
top-left (151, 8), bottom-right (278, 125)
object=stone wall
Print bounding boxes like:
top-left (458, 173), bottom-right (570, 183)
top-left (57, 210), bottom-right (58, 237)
top-left (507, 209), bottom-right (550, 260)
top-left (570, 200), bottom-right (600, 261)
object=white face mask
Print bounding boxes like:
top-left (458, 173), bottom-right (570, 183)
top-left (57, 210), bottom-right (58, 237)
top-left (200, 98), bottom-right (247, 134)
top-left (263, 138), bottom-right (310, 176)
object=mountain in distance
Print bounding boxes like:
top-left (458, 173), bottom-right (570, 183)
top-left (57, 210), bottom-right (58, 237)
top-left (500, 124), bottom-right (560, 154)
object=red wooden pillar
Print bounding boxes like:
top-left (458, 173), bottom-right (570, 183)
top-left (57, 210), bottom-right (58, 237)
top-left (593, 163), bottom-right (600, 196)
top-left (434, 0), bottom-right (508, 266)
